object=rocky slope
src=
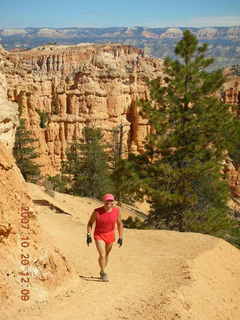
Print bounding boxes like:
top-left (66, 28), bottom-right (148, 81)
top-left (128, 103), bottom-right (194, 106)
top-left (5, 43), bottom-right (163, 175)
top-left (0, 48), bottom-right (77, 316)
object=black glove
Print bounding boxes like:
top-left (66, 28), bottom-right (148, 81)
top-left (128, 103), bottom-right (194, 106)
top-left (117, 238), bottom-right (123, 247)
top-left (87, 233), bottom-right (92, 246)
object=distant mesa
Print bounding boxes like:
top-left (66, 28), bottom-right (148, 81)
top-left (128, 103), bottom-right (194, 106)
top-left (1, 28), bottom-right (27, 36)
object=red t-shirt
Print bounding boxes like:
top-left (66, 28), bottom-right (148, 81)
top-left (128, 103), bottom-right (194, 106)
top-left (94, 206), bottom-right (119, 234)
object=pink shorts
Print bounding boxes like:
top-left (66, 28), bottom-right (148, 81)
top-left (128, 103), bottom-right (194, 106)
top-left (94, 231), bottom-right (115, 244)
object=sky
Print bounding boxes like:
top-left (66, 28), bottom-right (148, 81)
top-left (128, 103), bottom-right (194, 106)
top-left (0, 0), bottom-right (239, 28)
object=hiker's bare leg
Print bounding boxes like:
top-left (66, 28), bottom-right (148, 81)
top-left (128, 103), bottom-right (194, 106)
top-left (95, 239), bottom-right (106, 272)
top-left (105, 242), bottom-right (113, 268)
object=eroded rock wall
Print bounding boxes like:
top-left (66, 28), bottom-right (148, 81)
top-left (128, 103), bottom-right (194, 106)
top-left (0, 48), bottom-right (19, 150)
top-left (0, 48), bottom-right (77, 315)
top-left (3, 44), bottom-right (240, 202)
top-left (5, 44), bottom-right (163, 175)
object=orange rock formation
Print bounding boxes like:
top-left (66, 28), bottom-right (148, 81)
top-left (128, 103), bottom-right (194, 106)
top-left (0, 48), bottom-right (77, 316)
top-left (5, 44), bottom-right (163, 175)
top-left (2, 44), bottom-right (240, 200)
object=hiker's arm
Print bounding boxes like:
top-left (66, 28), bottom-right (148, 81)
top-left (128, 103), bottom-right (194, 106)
top-left (87, 211), bottom-right (96, 234)
top-left (117, 210), bottom-right (124, 239)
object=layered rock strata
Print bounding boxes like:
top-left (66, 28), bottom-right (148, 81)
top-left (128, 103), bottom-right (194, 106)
top-left (5, 44), bottom-right (163, 175)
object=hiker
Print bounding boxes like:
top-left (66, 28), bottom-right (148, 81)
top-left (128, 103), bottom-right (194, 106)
top-left (86, 193), bottom-right (124, 281)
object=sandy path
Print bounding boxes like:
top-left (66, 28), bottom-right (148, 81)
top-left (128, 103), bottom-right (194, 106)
top-left (14, 184), bottom-right (240, 320)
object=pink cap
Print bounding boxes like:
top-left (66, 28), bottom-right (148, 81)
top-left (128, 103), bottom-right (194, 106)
top-left (102, 193), bottom-right (115, 201)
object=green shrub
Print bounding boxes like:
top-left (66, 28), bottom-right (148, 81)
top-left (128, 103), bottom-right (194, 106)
top-left (13, 118), bottom-right (42, 182)
top-left (36, 109), bottom-right (49, 128)
top-left (122, 216), bottom-right (150, 229)
top-left (47, 174), bottom-right (70, 193)
top-left (42, 178), bottom-right (55, 197)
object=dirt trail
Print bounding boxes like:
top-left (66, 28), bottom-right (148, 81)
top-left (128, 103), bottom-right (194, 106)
top-left (12, 184), bottom-right (240, 320)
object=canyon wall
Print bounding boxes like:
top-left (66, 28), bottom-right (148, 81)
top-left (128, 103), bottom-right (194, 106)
top-left (0, 48), bottom-right (77, 316)
top-left (5, 44), bottom-right (163, 175)
top-left (222, 71), bottom-right (240, 107)
top-left (0, 48), bottom-right (19, 150)
top-left (221, 69), bottom-right (240, 200)
top-left (2, 43), bottom-right (240, 200)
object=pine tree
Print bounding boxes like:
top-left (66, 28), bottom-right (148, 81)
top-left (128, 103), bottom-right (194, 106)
top-left (110, 152), bottom-right (148, 205)
top-left (61, 126), bottom-right (114, 200)
top-left (110, 121), bottom-right (144, 205)
top-left (13, 118), bottom-right (41, 182)
top-left (129, 30), bottom-right (240, 239)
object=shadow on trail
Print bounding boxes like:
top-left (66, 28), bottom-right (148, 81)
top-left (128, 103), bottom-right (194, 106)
top-left (33, 199), bottom-right (72, 215)
top-left (79, 275), bottom-right (104, 282)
